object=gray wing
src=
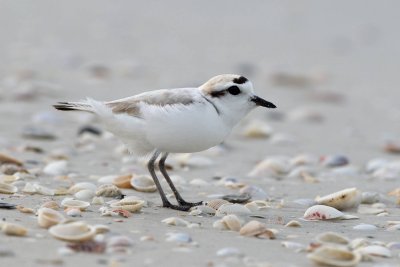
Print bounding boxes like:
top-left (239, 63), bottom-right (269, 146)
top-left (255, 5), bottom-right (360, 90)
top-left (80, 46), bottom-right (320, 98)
top-left (106, 88), bottom-right (198, 117)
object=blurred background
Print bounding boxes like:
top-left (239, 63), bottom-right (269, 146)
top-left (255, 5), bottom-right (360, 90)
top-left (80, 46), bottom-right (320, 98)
top-left (0, 0), bottom-right (399, 165)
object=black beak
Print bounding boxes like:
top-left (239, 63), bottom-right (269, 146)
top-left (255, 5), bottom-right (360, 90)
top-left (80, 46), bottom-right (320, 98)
top-left (251, 95), bottom-right (276, 108)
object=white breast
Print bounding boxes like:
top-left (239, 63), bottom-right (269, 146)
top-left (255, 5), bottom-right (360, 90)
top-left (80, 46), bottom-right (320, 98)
top-left (142, 101), bottom-right (230, 153)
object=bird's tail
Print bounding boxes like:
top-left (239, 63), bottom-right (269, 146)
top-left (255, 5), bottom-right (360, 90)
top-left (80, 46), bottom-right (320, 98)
top-left (53, 101), bottom-right (94, 113)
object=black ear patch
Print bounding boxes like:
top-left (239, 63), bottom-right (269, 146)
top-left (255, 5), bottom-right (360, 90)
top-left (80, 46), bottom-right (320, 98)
top-left (210, 90), bottom-right (225, 98)
top-left (233, 76), bottom-right (248, 84)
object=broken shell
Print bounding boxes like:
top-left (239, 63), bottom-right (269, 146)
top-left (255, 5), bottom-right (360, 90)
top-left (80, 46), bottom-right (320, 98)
top-left (303, 205), bottom-right (344, 220)
top-left (161, 217), bottom-right (190, 227)
top-left (221, 215), bottom-right (242, 231)
top-left (68, 182), bottom-right (97, 194)
top-left (239, 185), bottom-right (268, 200)
top-left (43, 160), bottom-right (68, 175)
top-left (1, 223), bottom-right (28, 236)
top-left (22, 182), bottom-right (36, 194)
top-left (0, 153), bottom-right (23, 166)
top-left (61, 198), bottom-right (90, 210)
top-left (95, 184), bottom-right (122, 197)
top-left (37, 207), bottom-right (65, 228)
top-left (281, 241), bottom-right (306, 251)
top-left (0, 182), bottom-right (18, 194)
top-left (216, 203), bottom-right (251, 216)
top-left (91, 196), bottom-right (104, 205)
top-left (16, 205), bottom-right (34, 214)
top-left (130, 175), bottom-right (157, 192)
top-left (315, 188), bottom-right (361, 210)
top-left (189, 205), bottom-right (216, 216)
top-left (34, 184), bottom-right (55, 196)
top-left (222, 193), bottom-right (251, 203)
top-left (109, 198), bottom-right (144, 212)
top-left (0, 175), bottom-right (19, 184)
top-left (285, 220), bottom-right (301, 227)
top-left (49, 222), bottom-right (96, 242)
top-left (315, 232), bottom-right (349, 245)
top-left (112, 174), bottom-right (133, 189)
top-left (307, 246), bottom-right (361, 267)
top-left (41, 201), bottom-right (60, 210)
top-left (355, 245), bottom-right (391, 258)
top-left (239, 220), bottom-right (275, 239)
top-left (206, 199), bottom-right (229, 210)
top-left (74, 189), bottom-right (95, 200)
top-left (349, 238), bottom-right (369, 250)
top-left (66, 208), bottom-right (82, 217)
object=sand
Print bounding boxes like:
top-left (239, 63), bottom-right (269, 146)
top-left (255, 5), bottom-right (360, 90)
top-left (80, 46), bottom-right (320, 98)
top-left (0, 1), bottom-right (399, 266)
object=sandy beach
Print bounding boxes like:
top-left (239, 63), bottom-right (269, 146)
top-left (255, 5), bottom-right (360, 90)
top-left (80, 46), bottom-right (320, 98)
top-left (0, 1), bottom-right (399, 266)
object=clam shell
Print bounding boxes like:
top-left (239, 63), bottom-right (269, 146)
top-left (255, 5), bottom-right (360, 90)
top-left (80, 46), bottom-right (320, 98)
top-left (0, 175), bottom-right (19, 184)
top-left (303, 205), bottom-right (344, 220)
top-left (221, 215), bottom-right (242, 231)
top-left (95, 184), bottom-right (122, 197)
top-left (206, 199), bottom-right (229, 210)
top-left (352, 223), bottom-right (377, 231)
top-left (109, 198), bottom-right (144, 212)
top-left (189, 205), bottom-right (216, 216)
top-left (112, 174), bottom-right (133, 189)
top-left (22, 182), bottom-right (36, 194)
top-left (49, 222), bottom-right (96, 242)
top-left (41, 201), bottom-right (60, 210)
top-left (216, 203), bottom-right (251, 216)
top-left (248, 157), bottom-right (291, 177)
top-left (0, 182), bottom-right (18, 194)
top-left (315, 188), bottom-right (361, 210)
top-left (1, 223), bottom-right (28, 236)
top-left (61, 198), bottom-right (90, 210)
top-left (74, 189), bottom-right (95, 200)
top-left (43, 160), bottom-right (68, 176)
top-left (315, 232), bottom-right (349, 245)
top-left (239, 220), bottom-right (275, 239)
top-left (285, 220), bottom-right (301, 227)
top-left (68, 182), bottom-right (97, 194)
top-left (130, 175), bottom-right (157, 192)
top-left (34, 184), bottom-right (55, 196)
top-left (307, 246), bottom-right (361, 267)
top-left (161, 217), bottom-right (190, 227)
top-left (37, 208), bottom-right (65, 228)
top-left (355, 245), bottom-right (392, 258)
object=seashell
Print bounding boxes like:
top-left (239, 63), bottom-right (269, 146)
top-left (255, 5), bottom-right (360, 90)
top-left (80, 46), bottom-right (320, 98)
top-left (293, 198), bottom-right (317, 207)
top-left (0, 175), bottom-right (19, 184)
top-left (0, 153), bottom-right (23, 166)
top-left (221, 215), bottom-right (242, 231)
top-left (216, 247), bottom-right (244, 258)
top-left (176, 154), bottom-right (213, 168)
top-left (34, 184), bottom-right (55, 196)
top-left (349, 238), bottom-right (369, 250)
top-left (356, 245), bottom-right (391, 258)
top-left (239, 220), bottom-right (275, 239)
top-left (281, 241), bottom-right (306, 252)
top-left (315, 232), bottom-right (349, 245)
top-left (49, 222), bottom-right (96, 242)
top-left (357, 206), bottom-right (385, 215)
top-left (43, 160), bottom-right (68, 175)
top-left (352, 224), bottom-right (377, 231)
top-left (307, 246), bottom-right (361, 267)
top-left (303, 205), bottom-right (344, 220)
top-left (0, 182), bottom-right (18, 194)
top-left (41, 201), bottom-right (60, 210)
top-left (91, 196), bottom-right (104, 205)
top-left (112, 174), bottom-right (133, 189)
top-left (130, 175), bottom-right (157, 192)
top-left (161, 217), bottom-right (190, 227)
top-left (165, 232), bottom-right (192, 243)
top-left (321, 155), bottom-right (349, 168)
top-left (74, 189), bottom-right (95, 200)
top-left (222, 193), bottom-right (251, 203)
top-left (107, 235), bottom-right (134, 247)
top-left (16, 205), bottom-right (34, 214)
top-left (361, 192), bottom-right (380, 204)
top-left (37, 207), bottom-right (65, 228)
top-left (206, 199), bottom-right (229, 210)
top-left (365, 158), bottom-right (388, 173)
top-left (216, 176), bottom-right (245, 189)
top-left (97, 175), bottom-right (118, 184)
top-left (189, 178), bottom-right (209, 186)
top-left (239, 185), bottom-right (268, 200)
top-left (65, 208), bottom-right (82, 217)
top-left (241, 120), bottom-right (273, 138)
top-left (109, 197), bottom-right (144, 213)
top-left (95, 184), bottom-right (122, 197)
top-left (1, 223), bottom-right (28, 236)
top-left (248, 157), bottom-right (291, 177)
top-left (189, 205), bottom-right (216, 216)
top-left (61, 198), bottom-right (90, 210)
top-left (68, 182), bottom-right (97, 194)
top-left (245, 200), bottom-right (270, 211)
top-left (285, 220), bottom-right (301, 227)
top-left (315, 188), bottom-right (361, 210)
top-left (216, 203), bottom-right (251, 217)
top-left (387, 242), bottom-right (400, 250)
top-left (290, 154), bottom-right (319, 166)
top-left (99, 206), bottom-right (118, 217)
top-left (22, 182), bottom-right (36, 194)
top-left (93, 224), bottom-right (110, 234)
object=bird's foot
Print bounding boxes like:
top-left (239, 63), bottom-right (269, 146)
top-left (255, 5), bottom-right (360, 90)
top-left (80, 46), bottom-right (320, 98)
top-left (162, 201), bottom-right (192, 211)
top-left (176, 199), bottom-right (203, 207)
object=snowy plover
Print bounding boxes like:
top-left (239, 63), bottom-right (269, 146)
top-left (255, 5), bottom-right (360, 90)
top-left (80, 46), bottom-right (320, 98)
top-left (54, 74), bottom-right (276, 210)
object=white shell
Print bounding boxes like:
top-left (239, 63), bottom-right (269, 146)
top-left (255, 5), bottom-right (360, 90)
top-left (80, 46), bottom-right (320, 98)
top-left (239, 185), bottom-right (268, 200)
top-left (239, 220), bottom-right (275, 239)
top-left (216, 247), bottom-right (244, 258)
top-left (49, 222), bottom-right (96, 242)
top-left (65, 208), bottom-right (82, 217)
top-left (315, 232), bottom-right (349, 245)
top-left (61, 198), bottom-right (90, 210)
top-left (68, 182), bottom-right (97, 194)
top-left (161, 217), bottom-right (190, 227)
top-left (95, 184), bottom-right (122, 197)
top-left (248, 157), bottom-right (291, 177)
top-left (37, 207), bottom-right (65, 228)
top-left (352, 223), bottom-right (377, 231)
top-left (303, 205), bottom-right (344, 220)
top-left (0, 182), bottom-right (18, 194)
top-left (97, 175), bottom-right (118, 184)
top-left (91, 196), bottom-right (105, 205)
top-left (361, 192), bottom-right (380, 204)
top-left (285, 220), bottom-right (301, 227)
top-left (43, 160), bottom-right (68, 175)
top-left (220, 215), bottom-right (242, 231)
top-left (189, 205), bottom-right (216, 216)
top-left (130, 175), bottom-right (157, 192)
top-left (165, 232), bottom-right (192, 243)
top-left (281, 241), bottom-right (306, 251)
top-left (74, 189), bottom-right (95, 200)
top-left (357, 206), bottom-right (385, 215)
top-left (307, 246), bottom-right (361, 267)
top-left (0, 175), bottom-right (19, 184)
top-left (22, 182), bottom-right (37, 194)
top-left (34, 184), bottom-right (55, 196)
top-left (355, 245), bottom-right (392, 258)
top-left (315, 188), bottom-right (361, 210)
top-left (109, 198), bottom-right (145, 212)
top-left (216, 203), bottom-right (251, 217)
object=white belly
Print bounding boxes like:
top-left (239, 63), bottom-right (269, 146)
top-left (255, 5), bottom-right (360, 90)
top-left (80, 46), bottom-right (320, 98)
top-left (143, 102), bottom-right (230, 153)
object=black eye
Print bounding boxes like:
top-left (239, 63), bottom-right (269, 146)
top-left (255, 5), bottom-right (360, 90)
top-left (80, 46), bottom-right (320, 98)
top-left (227, 86), bottom-right (241, 95)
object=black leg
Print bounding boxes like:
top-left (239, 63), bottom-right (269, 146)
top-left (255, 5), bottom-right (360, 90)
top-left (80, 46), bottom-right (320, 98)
top-left (147, 151), bottom-right (191, 211)
top-left (159, 152), bottom-right (203, 207)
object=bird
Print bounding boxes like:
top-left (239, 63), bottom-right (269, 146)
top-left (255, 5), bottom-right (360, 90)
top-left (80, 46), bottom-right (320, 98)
top-left (54, 74), bottom-right (276, 211)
